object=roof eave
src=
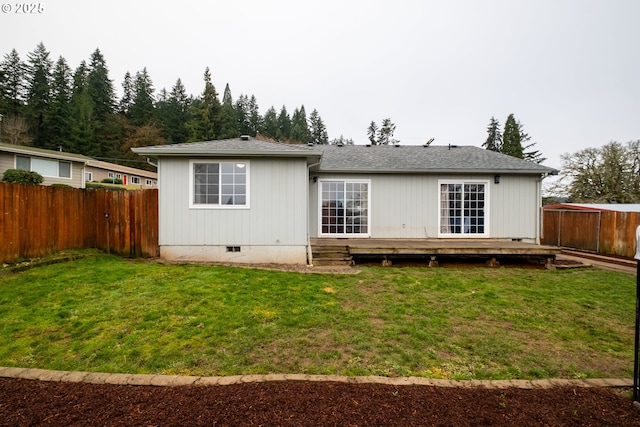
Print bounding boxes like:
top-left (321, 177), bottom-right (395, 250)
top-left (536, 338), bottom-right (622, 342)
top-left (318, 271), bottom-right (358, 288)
top-left (0, 145), bottom-right (90, 163)
top-left (317, 168), bottom-right (557, 174)
top-left (131, 148), bottom-right (323, 158)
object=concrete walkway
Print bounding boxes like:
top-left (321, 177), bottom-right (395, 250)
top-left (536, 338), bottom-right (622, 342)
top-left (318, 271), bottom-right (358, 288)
top-left (0, 366), bottom-right (632, 390)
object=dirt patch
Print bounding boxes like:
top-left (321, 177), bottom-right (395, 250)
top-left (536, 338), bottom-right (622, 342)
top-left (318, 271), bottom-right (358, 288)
top-left (1, 377), bottom-right (639, 426)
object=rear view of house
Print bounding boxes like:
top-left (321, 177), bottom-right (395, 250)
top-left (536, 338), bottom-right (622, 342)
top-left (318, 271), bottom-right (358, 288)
top-left (133, 136), bottom-right (557, 265)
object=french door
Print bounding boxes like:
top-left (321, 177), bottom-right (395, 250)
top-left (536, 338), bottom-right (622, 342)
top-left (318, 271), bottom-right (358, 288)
top-left (439, 180), bottom-right (488, 237)
top-left (319, 180), bottom-right (370, 237)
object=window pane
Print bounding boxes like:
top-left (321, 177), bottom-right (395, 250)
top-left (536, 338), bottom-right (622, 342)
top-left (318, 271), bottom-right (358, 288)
top-left (59, 162), bottom-right (71, 178)
top-left (31, 158), bottom-right (59, 177)
top-left (16, 156), bottom-right (30, 170)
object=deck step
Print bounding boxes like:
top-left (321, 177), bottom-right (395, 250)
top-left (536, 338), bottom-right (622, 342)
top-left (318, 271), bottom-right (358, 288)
top-left (311, 245), bottom-right (353, 266)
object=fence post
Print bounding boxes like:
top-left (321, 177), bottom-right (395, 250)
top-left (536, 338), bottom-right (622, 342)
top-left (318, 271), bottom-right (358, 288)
top-left (633, 225), bottom-right (640, 402)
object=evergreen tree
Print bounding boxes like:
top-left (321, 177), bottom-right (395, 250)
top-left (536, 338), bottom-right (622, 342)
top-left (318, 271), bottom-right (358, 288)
top-left (518, 121), bottom-right (546, 164)
top-left (86, 49), bottom-right (117, 157)
top-left (248, 95), bottom-right (262, 136)
top-left (366, 121), bottom-right (378, 145)
top-left (69, 61), bottom-right (95, 155)
top-left (165, 78), bottom-right (190, 144)
top-left (47, 56), bottom-right (73, 151)
top-left (290, 105), bottom-right (311, 143)
top-left (330, 135), bottom-right (355, 145)
top-left (309, 108), bottom-right (328, 145)
top-left (119, 71), bottom-right (134, 116)
top-left (129, 67), bottom-right (155, 126)
top-left (261, 106), bottom-right (278, 139)
top-left (188, 67), bottom-right (221, 141)
top-left (25, 43), bottom-right (53, 148)
top-left (87, 48), bottom-right (115, 120)
top-left (501, 113), bottom-right (524, 159)
top-left (482, 116), bottom-right (502, 152)
top-left (0, 49), bottom-right (27, 116)
top-left (222, 83), bottom-right (233, 106)
top-left (277, 105), bottom-right (291, 141)
top-left (235, 94), bottom-right (251, 135)
top-left (377, 118), bottom-right (397, 145)
top-left (217, 83), bottom-right (238, 139)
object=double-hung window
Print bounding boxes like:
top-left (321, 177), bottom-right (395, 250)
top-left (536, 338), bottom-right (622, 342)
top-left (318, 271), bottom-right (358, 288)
top-left (438, 180), bottom-right (488, 237)
top-left (190, 160), bottom-right (249, 208)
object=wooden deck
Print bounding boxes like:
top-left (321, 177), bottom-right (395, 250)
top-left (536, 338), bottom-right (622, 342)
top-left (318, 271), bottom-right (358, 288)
top-left (310, 238), bottom-right (561, 267)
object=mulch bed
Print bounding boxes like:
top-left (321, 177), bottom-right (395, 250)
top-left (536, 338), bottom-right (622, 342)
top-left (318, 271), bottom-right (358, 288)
top-left (1, 378), bottom-right (639, 426)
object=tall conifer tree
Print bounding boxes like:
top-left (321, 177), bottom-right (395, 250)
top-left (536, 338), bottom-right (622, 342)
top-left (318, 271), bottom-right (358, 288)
top-left (25, 43), bottom-right (53, 148)
top-left (129, 67), bottom-right (155, 126)
top-left (501, 113), bottom-right (524, 159)
top-left (483, 116), bottom-right (502, 152)
top-left (309, 109), bottom-right (328, 145)
top-left (0, 49), bottom-right (27, 116)
top-left (47, 56), bottom-right (73, 151)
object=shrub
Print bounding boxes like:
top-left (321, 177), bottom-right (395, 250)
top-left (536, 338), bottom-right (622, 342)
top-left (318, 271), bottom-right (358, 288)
top-left (101, 178), bottom-right (123, 185)
top-left (86, 182), bottom-right (126, 191)
top-left (2, 169), bottom-right (44, 185)
top-left (51, 183), bottom-right (73, 188)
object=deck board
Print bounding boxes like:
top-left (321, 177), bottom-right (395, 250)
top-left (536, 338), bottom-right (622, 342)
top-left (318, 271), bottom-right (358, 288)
top-left (311, 238), bottom-right (561, 256)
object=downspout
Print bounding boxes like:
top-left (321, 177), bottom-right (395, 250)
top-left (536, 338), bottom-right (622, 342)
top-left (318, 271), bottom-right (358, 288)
top-left (306, 159), bottom-right (322, 266)
top-left (536, 172), bottom-right (555, 245)
top-left (535, 174), bottom-right (545, 244)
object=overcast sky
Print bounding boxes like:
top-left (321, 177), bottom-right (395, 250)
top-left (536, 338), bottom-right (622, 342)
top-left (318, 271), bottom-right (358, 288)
top-left (2, 0), bottom-right (638, 170)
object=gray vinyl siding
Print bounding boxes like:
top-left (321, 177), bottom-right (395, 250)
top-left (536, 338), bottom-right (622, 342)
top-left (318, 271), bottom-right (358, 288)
top-left (159, 157), bottom-right (309, 246)
top-left (309, 173), bottom-right (541, 240)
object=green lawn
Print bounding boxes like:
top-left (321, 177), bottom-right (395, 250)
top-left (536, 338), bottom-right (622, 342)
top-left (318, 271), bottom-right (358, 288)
top-left (0, 252), bottom-right (635, 380)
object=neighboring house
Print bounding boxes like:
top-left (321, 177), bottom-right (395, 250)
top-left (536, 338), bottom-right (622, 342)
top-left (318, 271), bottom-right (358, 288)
top-left (85, 160), bottom-right (157, 188)
top-left (0, 142), bottom-right (91, 188)
top-left (133, 136), bottom-right (557, 265)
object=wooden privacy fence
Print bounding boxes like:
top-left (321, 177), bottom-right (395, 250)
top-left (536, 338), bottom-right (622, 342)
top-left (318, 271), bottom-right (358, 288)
top-left (542, 208), bottom-right (640, 258)
top-left (0, 182), bottom-right (158, 264)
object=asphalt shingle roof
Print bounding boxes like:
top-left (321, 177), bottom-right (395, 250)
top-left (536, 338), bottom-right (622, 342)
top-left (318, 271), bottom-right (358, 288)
top-left (132, 138), bottom-right (557, 174)
top-left (315, 144), bottom-right (556, 174)
top-left (132, 137), bottom-right (322, 157)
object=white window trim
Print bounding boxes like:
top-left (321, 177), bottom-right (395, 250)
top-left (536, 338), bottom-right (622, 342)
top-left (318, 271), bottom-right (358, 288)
top-left (85, 172), bottom-right (93, 182)
top-left (145, 179), bottom-right (153, 186)
top-left (318, 178), bottom-right (371, 238)
top-left (131, 176), bottom-right (141, 184)
top-left (15, 155), bottom-right (72, 180)
top-left (189, 159), bottom-right (250, 209)
top-left (438, 179), bottom-right (489, 238)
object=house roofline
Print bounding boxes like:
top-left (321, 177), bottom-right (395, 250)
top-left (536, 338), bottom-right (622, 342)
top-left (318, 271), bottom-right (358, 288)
top-left (0, 143), bottom-right (92, 163)
top-left (316, 168), bottom-right (557, 175)
top-left (131, 148), bottom-right (323, 158)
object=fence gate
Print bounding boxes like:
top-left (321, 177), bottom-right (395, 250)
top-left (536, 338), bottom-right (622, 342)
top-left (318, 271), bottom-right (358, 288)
top-left (542, 209), bottom-right (601, 252)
